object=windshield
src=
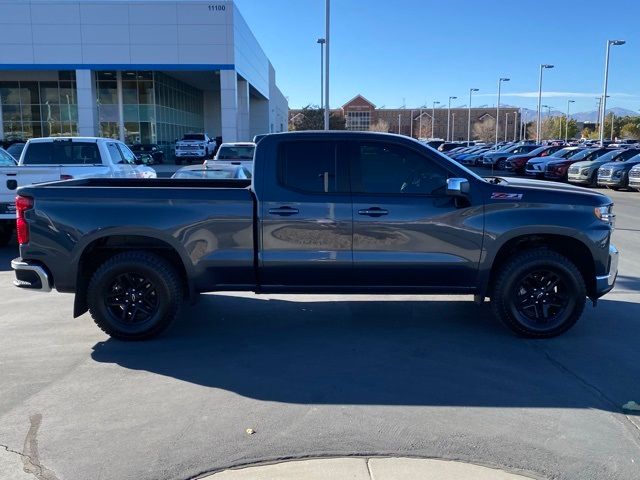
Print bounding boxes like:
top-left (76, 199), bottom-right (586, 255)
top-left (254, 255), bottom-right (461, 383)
top-left (216, 146), bottom-right (255, 160)
top-left (594, 149), bottom-right (627, 163)
top-left (567, 149), bottom-right (597, 161)
top-left (0, 148), bottom-right (16, 166)
top-left (182, 134), bottom-right (205, 141)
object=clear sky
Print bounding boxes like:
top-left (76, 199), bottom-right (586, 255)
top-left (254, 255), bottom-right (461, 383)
top-left (234, 0), bottom-right (640, 115)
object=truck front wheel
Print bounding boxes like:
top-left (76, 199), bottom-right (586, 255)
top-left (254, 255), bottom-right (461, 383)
top-left (87, 251), bottom-right (183, 340)
top-left (491, 249), bottom-right (586, 338)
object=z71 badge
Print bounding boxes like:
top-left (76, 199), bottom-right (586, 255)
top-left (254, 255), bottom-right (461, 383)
top-left (491, 192), bottom-right (523, 200)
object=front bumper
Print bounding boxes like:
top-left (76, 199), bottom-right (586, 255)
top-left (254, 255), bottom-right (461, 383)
top-left (595, 244), bottom-right (619, 297)
top-left (567, 173), bottom-right (591, 184)
top-left (597, 177), bottom-right (623, 186)
top-left (629, 179), bottom-right (640, 189)
top-left (11, 258), bottom-right (52, 292)
top-left (544, 171), bottom-right (565, 180)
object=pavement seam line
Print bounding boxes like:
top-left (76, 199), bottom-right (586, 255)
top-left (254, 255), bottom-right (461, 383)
top-left (365, 457), bottom-right (374, 480)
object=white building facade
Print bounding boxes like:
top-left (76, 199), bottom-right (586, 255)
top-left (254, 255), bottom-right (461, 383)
top-left (0, 0), bottom-right (288, 157)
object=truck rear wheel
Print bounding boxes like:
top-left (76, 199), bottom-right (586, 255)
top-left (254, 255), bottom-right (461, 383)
top-left (87, 251), bottom-right (182, 340)
top-left (491, 249), bottom-right (586, 338)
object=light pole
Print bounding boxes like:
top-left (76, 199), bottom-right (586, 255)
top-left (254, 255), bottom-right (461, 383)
top-left (611, 112), bottom-right (615, 141)
top-left (410, 109), bottom-right (415, 138)
top-left (504, 112), bottom-right (509, 141)
top-left (317, 38), bottom-right (325, 108)
top-left (542, 104), bottom-right (552, 140)
top-left (451, 113), bottom-right (456, 140)
top-left (323, 0), bottom-right (330, 130)
top-left (536, 64), bottom-right (554, 142)
top-left (419, 107), bottom-right (424, 139)
top-left (600, 39), bottom-right (625, 144)
top-left (447, 96), bottom-right (457, 141)
top-left (398, 113), bottom-right (401, 135)
top-left (513, 111), bottom-right (518, 141)
top-left (565, 99), bottom-right (575, 142)
top-left (431, 100), bottom-right (440, 139)
top-left (495, 77), bottom-right (510, 148)
top-left (467, 88), bottom-right (479, 143)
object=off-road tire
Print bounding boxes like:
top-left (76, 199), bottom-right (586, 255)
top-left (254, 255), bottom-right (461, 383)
top-left (87, 251), bottom-right (182, 340)
top-left (491, 249), bottom-right (586, 338)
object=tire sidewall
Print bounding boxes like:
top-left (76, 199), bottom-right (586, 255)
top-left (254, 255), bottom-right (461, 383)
top-left (88, 258), bottom-right (175, 339)
top-left (504, 260), bottom-right (580, 336)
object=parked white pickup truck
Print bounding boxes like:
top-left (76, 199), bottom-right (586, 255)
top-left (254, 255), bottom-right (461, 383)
top-left (174, 133), bottom-right (216, 164)
top-left (0, 137), bottom-right (156, 245)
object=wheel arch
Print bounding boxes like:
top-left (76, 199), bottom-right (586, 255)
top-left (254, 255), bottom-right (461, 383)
top-left (481, 233), bottom-right (596, 299)
top-left (73, 232), bottom-right (193, 318)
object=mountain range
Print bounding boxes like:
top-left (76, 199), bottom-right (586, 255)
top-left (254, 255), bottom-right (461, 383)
top-left (519, 107), bottom-right (638, 122)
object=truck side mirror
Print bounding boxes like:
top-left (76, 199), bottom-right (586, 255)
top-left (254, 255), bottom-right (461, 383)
top-left (446, 178), bottom-right (470, 196)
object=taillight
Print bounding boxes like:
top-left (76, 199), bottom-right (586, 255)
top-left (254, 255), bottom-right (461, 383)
top-left (60, 174), bottom-right (73, 180)
top-left (16, 195), bottom-right (33, 245)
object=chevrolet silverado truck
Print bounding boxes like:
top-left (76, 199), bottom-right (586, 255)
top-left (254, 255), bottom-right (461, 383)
top-left (11, 132), bottom-right (618, 340)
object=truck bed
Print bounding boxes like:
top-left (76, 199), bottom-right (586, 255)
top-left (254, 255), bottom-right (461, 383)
top-left (34, 177), bottom-right (252, 189)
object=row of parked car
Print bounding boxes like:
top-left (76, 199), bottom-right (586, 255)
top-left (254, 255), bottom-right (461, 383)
top-left (443, 141), bottom-right (640, 191)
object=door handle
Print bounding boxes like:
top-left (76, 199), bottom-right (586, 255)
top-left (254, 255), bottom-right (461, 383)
top-left (268, 206), bottom-right (299, 216)
top-left (358, 207), bottom-right (389, 217)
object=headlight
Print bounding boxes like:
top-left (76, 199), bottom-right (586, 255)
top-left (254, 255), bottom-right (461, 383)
top-left (612, 170), bottom-right (623, 178)
top-left (580, 168), bottom-right (590, 176)
top-left (594, 205), bottom-right (615, 228)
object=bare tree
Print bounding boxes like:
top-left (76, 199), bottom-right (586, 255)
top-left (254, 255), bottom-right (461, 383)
top-left (472, 118), bottom-right (495, 142)
top-left (369, 119), bottom-right (390, 133)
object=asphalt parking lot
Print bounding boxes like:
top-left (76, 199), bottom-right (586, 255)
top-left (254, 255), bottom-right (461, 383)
top-left (0, 185), bottom-right (639, 480)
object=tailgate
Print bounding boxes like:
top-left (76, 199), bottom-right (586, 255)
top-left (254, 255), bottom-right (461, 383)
top-left (0, 167), bottom-right (61, 216)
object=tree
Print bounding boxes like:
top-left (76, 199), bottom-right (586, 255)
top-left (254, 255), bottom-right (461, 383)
top-left (289, 105), bottom-right (345, 131)
top-left (472, 117), bottom-right (495, 142)
top-left (369, 119), bottom-right (390, 133)
top-left (620, 122), bottom-right (640, 140)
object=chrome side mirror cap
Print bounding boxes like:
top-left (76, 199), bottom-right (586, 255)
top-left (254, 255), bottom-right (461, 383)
top-left (446, 177), bottom-right (470, 196)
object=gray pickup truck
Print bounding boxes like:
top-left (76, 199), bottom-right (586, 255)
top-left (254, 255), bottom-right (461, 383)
top-left (12, 131), bottom-right (618, 340)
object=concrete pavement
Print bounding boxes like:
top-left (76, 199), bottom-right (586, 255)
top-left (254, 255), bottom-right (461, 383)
top-left (202, 457), bottom-right (536, 479)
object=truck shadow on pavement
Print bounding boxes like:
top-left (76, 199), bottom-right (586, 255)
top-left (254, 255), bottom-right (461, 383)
top-left (0, 243), bottom-right (18, 271)
top-left (91, 294), bottom-right (640, 413)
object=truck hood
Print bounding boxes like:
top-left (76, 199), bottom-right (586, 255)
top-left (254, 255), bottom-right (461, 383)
top-left (489, 176), bottom-right (612, 202)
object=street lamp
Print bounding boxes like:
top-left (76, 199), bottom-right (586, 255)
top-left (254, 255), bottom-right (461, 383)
top-left (410, 109), bottom-right (415, 138)
top-left (504, 112), bottom-right (510, 142)
top-left (447, 96), bottom-right (457, 141)
top-left (323, 0), bottom-right (330, 130)
top-left (451, 113), bottom-right (456, 140)
top-left (467, 88), bottom-right (479, 143)
top-left (398, 113), bottom-right (401, 135)
top-left (431, 100), bottom-right (440, 138)
top-left (600, 39), bottom-right (625, 144)
top-left (316, 38), bottom-right (325, 108)
top-left (513, 111), bottom-right (518, 141)
top-left (495, 77), bottom-right (510, 148)
top-left (565, 99), bottom-right (575, 142)
top-left (536, 64), bottom-right (554, 142)
top-left (542, 104), bottom-right (553, 140)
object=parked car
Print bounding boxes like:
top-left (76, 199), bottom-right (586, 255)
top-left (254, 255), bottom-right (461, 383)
top-left (6, 142), bottom-right (26, 161)
top-left (458, 147), bottom-right (493, 166)
top-left (438, 142), bottom-right (464, 152)
top-left (171, 164), bottom-right (251, 180)
top-left (482, 144), bottom-right (540, 169)
top-left (628, 163), bottom-right (640, 191)
top-left (504, 145), bottom-right (565, 175)
top-left (204, 142), bottom-right (256, 171)
top-left (597, 152), bottom-right (640, 190)
top-left (568, 148), bottom-right (640, 187)
top-left (525, 147), bottom-right (585, 178)
top-left (545, 148), bottom-right (610, 182)
top-left (0, 148), bottom-right (18, 245)
top-left (451, 146), bottom-right (485, 161)
top-left (12, 131), bottom-right (618, 341)
top-left (0, 137), bottom-right (157, 246)
top-left (130, 144), bottom-right (165, 164)
top-left (174, 133), bottom-right (216, 164)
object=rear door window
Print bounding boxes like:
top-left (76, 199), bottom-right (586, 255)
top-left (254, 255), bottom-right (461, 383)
top-left (278, 141), bottom-right (346, 193)
top-left (22, 142), bottom-right (100, 165)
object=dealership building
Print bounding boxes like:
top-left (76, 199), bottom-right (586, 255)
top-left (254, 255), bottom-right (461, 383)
top-left (0, 0), bottom-right (288, 157)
